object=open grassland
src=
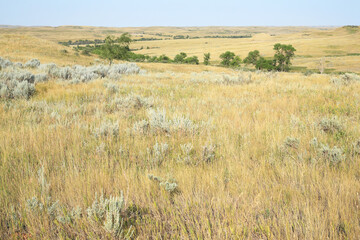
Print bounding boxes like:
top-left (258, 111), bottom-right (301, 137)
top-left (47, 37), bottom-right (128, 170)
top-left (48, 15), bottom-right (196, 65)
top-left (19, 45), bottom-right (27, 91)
top-left (1, 26), bottom-right (360, 73)
top-left (1, 26), bottom-right (360, 239)
top-left (1, 58), bottom-right (360, 239)
top-left (0, 34), bottom-right (94, 66)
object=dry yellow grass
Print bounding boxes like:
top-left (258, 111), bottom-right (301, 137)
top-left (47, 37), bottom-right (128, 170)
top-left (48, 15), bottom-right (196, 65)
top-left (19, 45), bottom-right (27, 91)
top-left (0, 34), bottom-right (93, 66)
top-left (1, 26), bottom-right (360, 239)
top-left (1, 25), bottom-right (359, 72)
top-left (1, 63), bottom-right (360, 238)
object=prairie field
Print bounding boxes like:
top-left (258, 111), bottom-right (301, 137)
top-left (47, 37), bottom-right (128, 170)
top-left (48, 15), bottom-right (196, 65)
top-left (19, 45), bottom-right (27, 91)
top-left (1, 25), bottom-right (360, 73)
top-left (1, 26), bottom-right (360, 239)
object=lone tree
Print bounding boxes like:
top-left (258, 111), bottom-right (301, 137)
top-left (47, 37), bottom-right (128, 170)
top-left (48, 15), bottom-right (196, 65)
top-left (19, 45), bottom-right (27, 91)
top-left (99, 33), bottom-right (133, 64)
top-left (244, 50), bottom-right (260, 65)
top-left (273, 43), bottom-right (296, 71)
top-left (220, 51), bottom-right (235, 66)
top-left (117, 32), bottom-right (132, 50)
top-left (203, 53), bottom-right (211, 65)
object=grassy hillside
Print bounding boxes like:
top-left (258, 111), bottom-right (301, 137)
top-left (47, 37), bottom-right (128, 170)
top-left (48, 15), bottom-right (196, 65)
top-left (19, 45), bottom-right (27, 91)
top-left (1, 25), bottom-right (359, 73)
top-left (0, 34), bottom-right (94, 66)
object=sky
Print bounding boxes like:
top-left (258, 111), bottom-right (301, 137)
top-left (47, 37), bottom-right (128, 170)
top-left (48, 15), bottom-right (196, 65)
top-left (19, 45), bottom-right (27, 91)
top-left (0, 0), bottom-right (359, 27)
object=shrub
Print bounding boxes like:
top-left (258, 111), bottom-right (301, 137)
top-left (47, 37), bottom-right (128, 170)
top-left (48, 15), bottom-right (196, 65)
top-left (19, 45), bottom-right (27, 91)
top-left (111, 94), bottom-right (154, 110)
top-left (86, 193), bottom-right (134, 238)
top-left (93, 121), bottom-right (120, 138)
top-left (318, 145), bottom-right (344, 165)
top-left (221, 74), bottom-right (252, 85)
top-left (14, 62), bottom-right (23, 68)
top-left (13, 81), bottom-right (36, 99)
top-left (309, 137), bottom-right (319, 147)
top-left (39, 63), bottom-right (58, 76)
top-left (24, 166), bottom-right (134, 238)
top-left (54, 66), bottom-right (73, 80)
top-left (72, 65), bottom-right (100, 82)
top-left (91, 64), bottom-right (110, 78)
top-left (177, 143), bottom-right (194, 164)
top-left (147, 142), bottom-right (169, 166)
top-left (304, 70), bottom-right (314, 76)
top-left (283, 137), bottom-right (300, 149)
top-left (24, 59), bottom-right (41, 68)
top-left (34, 74), bottom-right (48, 83)
top-left (148, 175), bottom-right (179, 195)
top-left (318, 117), bottom-right (343, 133)
top-left (0, 79), bottom-right (35, 99)
top-left (353, 139), bottom-right (360, 154)
top-left (330, 73), bottom-right (360, 86)
top-left (202, 144), bottom-right (216, 163)
top-left (147, 109), bottom-right (170, 133)
top-left (132, 120), bottom-right (150, 134)
top-left (171, 116), bottom-right (198, 134)
top-left (108, 63), bottom-right (140, 79)
top-left (132, 109), bottom-right (198, 135)
top-left (0, 70), bottom-right (35, 83)
top-left (104, 81), bottom-right (120, 94)
top-left (0, 57), bottom-right (13, 69)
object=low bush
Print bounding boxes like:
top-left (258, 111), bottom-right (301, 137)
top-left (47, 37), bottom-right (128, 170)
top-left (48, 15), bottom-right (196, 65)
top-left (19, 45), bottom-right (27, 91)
top-left (24, 59), bottom-right (41, 68)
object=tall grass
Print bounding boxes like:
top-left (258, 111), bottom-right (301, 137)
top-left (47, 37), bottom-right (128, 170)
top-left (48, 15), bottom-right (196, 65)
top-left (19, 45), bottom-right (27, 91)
top-left (1, 63), bottom-right (360, 239)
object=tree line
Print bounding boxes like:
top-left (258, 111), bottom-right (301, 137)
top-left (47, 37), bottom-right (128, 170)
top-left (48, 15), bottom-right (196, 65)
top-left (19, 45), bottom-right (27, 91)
top-left (74, 33), bottom-right (296, 71)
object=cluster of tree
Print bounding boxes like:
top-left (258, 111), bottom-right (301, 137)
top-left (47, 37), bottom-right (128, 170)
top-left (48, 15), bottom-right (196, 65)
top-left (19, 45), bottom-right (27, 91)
top-left (154, 33), bottom-right (172, 37)
top-left (173, 52), bottom-right (199, 64)
top-left (59, 39), bottom-right (104, 46)
top-left (218, 43), bottom-right (296, 71)
top-left (69, 34), bottom-right (295, 71)
top-left (133, 37), bottom-right (162, 42)
top-left (74, 34), bottom-right (202, 65)
top-left (219, 51), bottom-right (242, 67)
top-left (173, 35), bottom-right (190, 39)
top-left (204, 35), bottom-right (252, 39)
top-left (243, 44), bottom-right (296, 71)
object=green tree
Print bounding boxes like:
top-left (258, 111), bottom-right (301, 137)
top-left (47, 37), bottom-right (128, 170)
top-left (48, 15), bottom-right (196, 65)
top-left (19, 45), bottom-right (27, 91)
top-left (117, 33), bottom-right (132, 50)
top-left (203, 53), bottom-right (211, 65)
top-left (184, 56), bottom-right (199, 65)
top-left (148, 56), bottom-right (158, 62)
top-left (273, 43), bottom-right (296, 71)
top-left (230, 56), bottom-right (242, 67)
top-left (158, 54), bottom-right (172, 63)
top-left (244, 50), bottom-right (260, 65)
top-left (174, 52), bottom-right (187, 63)
top-left (255, 57), bottom-right (275, 71)
top-left (220, 51), bottom-right (235, 66)
top-left (99, 35), bottom-right (132, 64)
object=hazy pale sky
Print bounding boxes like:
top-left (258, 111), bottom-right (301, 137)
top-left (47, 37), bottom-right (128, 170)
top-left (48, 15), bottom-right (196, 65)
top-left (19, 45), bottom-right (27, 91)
top-left (0, 0), bottom-right (359, 27)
